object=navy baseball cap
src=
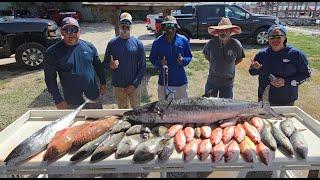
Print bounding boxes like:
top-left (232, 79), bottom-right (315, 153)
top-left (61, 17), bottom-right (80, 29)
top-left (268, 24), bottom-right (286, 36)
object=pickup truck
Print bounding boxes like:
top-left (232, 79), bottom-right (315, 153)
top-left (0, 16), bottom-right (61, 70)
top-left (155, 3), bottom-right (280, 45)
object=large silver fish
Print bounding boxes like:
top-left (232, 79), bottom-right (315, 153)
top-left (123, 86), bottom-right (278, 124)
top-left (4, 96), bottom-right (92, 166)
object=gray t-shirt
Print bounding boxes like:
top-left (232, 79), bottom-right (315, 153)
top-left (203, 37), bottom-right (245, 86)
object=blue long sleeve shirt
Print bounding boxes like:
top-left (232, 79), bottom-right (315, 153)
top-left (249, 45), bottom-right (311, 104)
top-left (149, 33), bottom-right (192, 86)
top-left (44, 40), bottom-right (106, 105)
top-left (103, 36), bottom-right (146, 88)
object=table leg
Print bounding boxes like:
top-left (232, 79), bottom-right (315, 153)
top-left (160, 171), bottom-right (167, 178)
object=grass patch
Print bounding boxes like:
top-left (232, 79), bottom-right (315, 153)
top-left (0, 34), bottom-right (319, 130)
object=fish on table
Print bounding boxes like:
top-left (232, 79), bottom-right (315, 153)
top-left (123, 85), bottom-right (279, 124)
top-left (158, 137), bottom-right (175, 161)
top-left (280, 118), bottom-right (295, 138)
top-left (115, 133), bottom-right (150, 159)
top-left (290, 128), bottom-right (308, 159)
top-left (4, 97), bottom-right (91, 166)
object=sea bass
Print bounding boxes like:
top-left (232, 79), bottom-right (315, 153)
top-left (115, 134), bottom-right (149, 159)
top-left (158, 138), bottom-right (175, 161)
top-left (280, 118), bottom-right (295, 138)
top-left (90, 132), bottom-right (125, 162)
top-left (290, 128), bottom-right (308, 159)
top-left (133, 136), bottom-right (168, 162)
top-left (260, 123), bottom-right (277, 151)
top-left (4, 98), bottom-right (90, 166)
top-left (123, 86), bottom-right (278, 124)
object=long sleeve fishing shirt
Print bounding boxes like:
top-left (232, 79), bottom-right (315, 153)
top-left (44, 40), bottom-right (106, 105)
top-left (249, 45), bottom-right (311, 104)
top-left (149, 33), bottom-right (192, 86)
top-left (103, 36), bottom-right (146, 88)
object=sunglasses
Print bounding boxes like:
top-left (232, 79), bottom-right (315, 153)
top-left (164, 23), bottom-right (177, 29)
top-left (268, 35), bottom-right (284, 40)
top-left (62, 27), bottom-right (79, 34)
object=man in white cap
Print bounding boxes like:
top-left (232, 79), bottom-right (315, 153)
top-left (44, 17), bottom-right (106, 109)
top-left (103, 12), bottom-right (146, 109)
top-left (203, 17), bottom-right (245, 99)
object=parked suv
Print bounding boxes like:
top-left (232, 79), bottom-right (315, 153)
top-left (41, 9), bottom-right (82, 25)
top-left (0, 16), bottom-right (61, 70)
top-left (156, 3), bottom-right (279, 45)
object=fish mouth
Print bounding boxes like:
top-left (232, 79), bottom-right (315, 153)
top-left (133, 153), bottom-right (155, 163)
top-left (70, 150), bottom-right (90, 162)
top-left (90, 150), bottom-right (113, 162)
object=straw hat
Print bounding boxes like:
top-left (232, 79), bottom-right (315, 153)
top-left (208, 17), bottom-right (241, 36)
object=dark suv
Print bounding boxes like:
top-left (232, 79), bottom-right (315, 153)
top-left (0, 16), bottom-right (61, 70)
top-left (156, 3), bottom-right (279, 45)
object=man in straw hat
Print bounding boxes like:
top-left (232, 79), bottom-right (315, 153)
top-left (203, 17), bottom-right (245, 99)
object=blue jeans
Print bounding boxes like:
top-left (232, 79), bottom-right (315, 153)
top-left (205, 82), bottom-right (233, 99)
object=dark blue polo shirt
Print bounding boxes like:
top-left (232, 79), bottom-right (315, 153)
top-left (249, 45), bottom-right (311, 104)
top-left (44, 40), bottom-right (106, 105)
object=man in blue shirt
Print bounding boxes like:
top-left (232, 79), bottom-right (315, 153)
top-left (44, 17), bottom-right (106, 109)
top-left (104, 12), bottom-right (146, 109)
top-left (150, 16), bottom-right (192, 100)
top-left (249, 24), bottom-right (311, 106)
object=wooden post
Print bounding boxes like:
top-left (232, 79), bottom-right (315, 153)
top-left (313, 2), bottom-right (318, 18)
top-left (113, 6), bottom-right (121, 36)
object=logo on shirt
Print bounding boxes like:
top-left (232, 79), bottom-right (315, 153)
top-left (84, 51), bottom-right (88, 54)
top-left (227, 50), bottom-right (235, 58)
top-left (282, 58), bottom-right (290, 63)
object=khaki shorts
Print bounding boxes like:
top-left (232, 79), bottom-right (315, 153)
top-left (157, 84), bottom-right (188, 101)
top-left (114, 86), bottom-right (141, 109)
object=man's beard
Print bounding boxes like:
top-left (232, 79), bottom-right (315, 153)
top-left (120, 29), bottom-right (130, 37)
top-left (219, 34), bottom-right (230, 41)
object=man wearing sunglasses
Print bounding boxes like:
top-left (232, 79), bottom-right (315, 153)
top-left (44, 17), bottom-right (106, 109)
top-left (150, 16), bottom-right (192, 100)
top-left (249, 24), bottom-right (311, 106)
top-left (103, 12), bottom-right (146, 109)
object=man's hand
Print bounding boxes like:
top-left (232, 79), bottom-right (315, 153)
top-left (100, 84), bottom-right (107, 96)
top-left (177, 53), bottom-right (183, 65)
top-left (56, 101), bottom-right (68, 109)
top-left (125, 85), bottom-right (136, 94)
top-left (161, 56), bottom-right (167, 66)
top-left (251, 58), bottom-right (262, 70)
top-left (110, 55), bottom-right (119, 69)
top-left (270, 77), bottom-right (285, 88)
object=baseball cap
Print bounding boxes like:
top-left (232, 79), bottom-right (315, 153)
top-left (119, 12), bottom-right (132, 25)
top-left (61, 17), bottom-right (80, 29)
top-left (267, 24), bottom-right (286, 36)
top-left (161, 15), bottom-right (180, 29)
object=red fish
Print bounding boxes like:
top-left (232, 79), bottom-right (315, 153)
top-left (224, 140), bottom-right (240, 163)
top-left (239, 136), bottom-right (256, 163)
top-left (184, 126), bottom-right (195, 143)
top-left (249, 116), bottom-right (265, 133)
top-left (256, 142), bottom-right (273, 166)
top-left (211, 142), bottom-right (225, 162)
top-left (222, 126), bottom-right (235, 143)
top-left (200, 125), bottom-right (212, 139)
top-left (242, 122), bottom-right (261, 144)
top-left (234, 124), bottom-right (246, 143)
top-left (174, 129), bottom-right (187, 153)
top-left (167, 124), bottom-right (184, 138)
top-left (210, 127), bottom-right (223, 146)
top-left (183, 139), bottom-right (201, 161)
top-left (197, 139), bottom-right (212, 161)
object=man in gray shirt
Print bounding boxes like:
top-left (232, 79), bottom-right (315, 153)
top-left (203, 17), bottom-right (245, 98)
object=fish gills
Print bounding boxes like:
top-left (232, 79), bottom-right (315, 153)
top-left (280, 118), bottom-right (295, 138)
top-left (234, 124), bottom-right (246, 143)
top-left (210, 127), bottom-right (223, 146)
top-left (211, 142), bottom-right (225, 162)
top-left (256, 142), bottom-right (273, 166)
top-left (197, 139), bottom-right (213, 161)
top-left (239, 136), bottom-right (256, 163)
top-left (242, 122), bottom-right (261, 144)
top-left (224, 140), bottom-right (240, 163)
top-left (158, 138), bottom-right (175, 161)
top-left (249, 117), bottom-right (265, 133)
top-left (290, 129), bottom-right (308, 159)
top-left (183, 139), bottom-right (201, 161)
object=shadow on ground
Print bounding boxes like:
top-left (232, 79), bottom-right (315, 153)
top-left (0, 62), bottom-right (43, 81)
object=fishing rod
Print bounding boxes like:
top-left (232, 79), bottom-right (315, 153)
top-left (162, 65), bottom-right (175, 100)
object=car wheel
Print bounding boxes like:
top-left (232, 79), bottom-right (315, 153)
top-left (255, 28), bottom-right (269, 45)
top-left (15, 42), bottom-right (46, 70)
